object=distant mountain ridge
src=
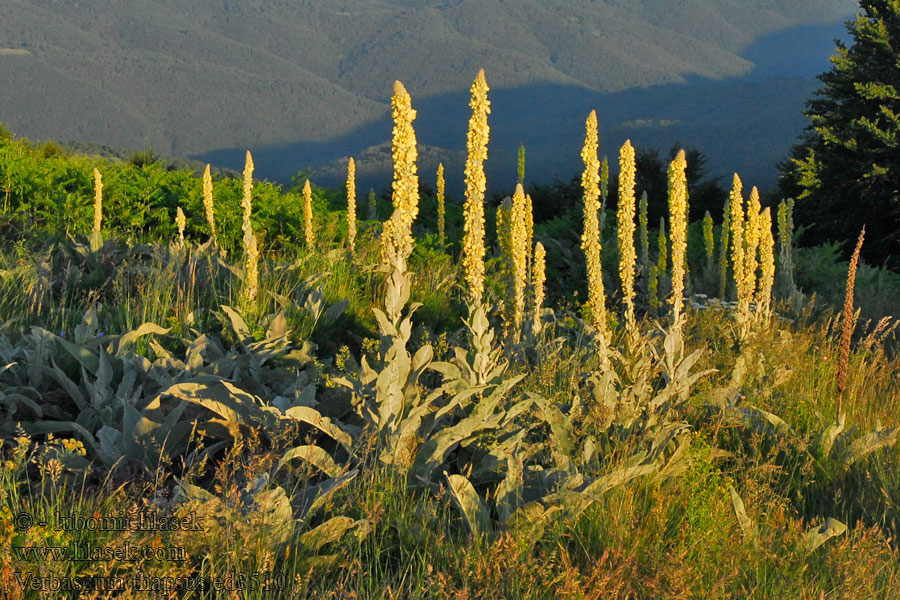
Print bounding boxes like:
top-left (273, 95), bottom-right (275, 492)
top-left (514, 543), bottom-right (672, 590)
top-left (0, 0), bottom-right (858, 195)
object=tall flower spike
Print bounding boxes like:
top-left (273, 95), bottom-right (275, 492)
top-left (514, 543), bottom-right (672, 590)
top-left (668, 149), bottom-right (688, 327)
top-left (368, 188), bottom-right (377, 221)
top-left (92, 167), bottom-right (103, 237)
top-left (618, 140), bottom-right (638, 336)
top-left (437, 162), bottom-right (445, 248)
top-left (303, 179), bottom-right (315, 251)
top-left (532, 241), bottom-right (546, 331)
top-left (599, 155), bottom-right (609, 237)
top-left (718, 196), bottom-right (732, 299)
top-left (389, 80), bottom-right (419, 265)
top-left (638, 190), bottom-right (649, 290)
top-left (202, 164), bottom-right (218, 248)
top-left (511, 183), bottom-right (528, 332)
top-left (525, 193), bottom-right (534, 277)
top-left (756, 207), bottom-right (775, 321)
top-left (241, 151), bottom-right (259, 304)
top-left (517, 143), bottom-right (526, 184)
top-left (729, 174), bottom-right (746, 310)
top-left (176, 206), bottom-right (186, 245)
top-left (581, 111), bottom-right (607, 337)
top-left (744, 186), bottom-right (762, 300)
top-left (703, 210), bottom-right (714, 260)
top-left (347, 158), bottom-right (357, 252)
top-left (462, 69), bottom-right (490, 305)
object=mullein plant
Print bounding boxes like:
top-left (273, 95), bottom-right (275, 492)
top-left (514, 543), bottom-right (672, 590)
top-left (532, 241), bottom-right (546, 332)
top-left (91, 167), bottom-right (103, 250)
top-left (517, 143), bottom-right (526, 184)
top-left (241, 151), bottom-right (259, 306)
top-left (756, 207), bottom-right (775, 322)
top-left (436, 162), bottom-right (446, 249)
top-left (718, 195), bottom-right (732, 300)
top-left (368, 188), bottom-right (377, 221)
top-left (202, 164), bottom-right (221, 253)
top-left (776, 198), bottom-right (797, 298)
top-left (462, 69), bottom-right (490, 307)
top-left (703, 210), bottom-right (715, 282)
top-left (744, 187), bottom-right (762, 305)
top-left (618, 140), bottom-right (638, 338)
top-left (667, 150), bottom-right (689, 329)
top-left (638, 190), bottom-right (649, 292)
top-left (657, 216), bottom-right (668, 295)
top-left (837, 227), bottom-right (865, 415)
top-left (580, 111), bottom-right (608, 341)
top-left (598, 156), bottom-right (609, 238)
top-left (302, 179), bottom-right (315, 251)
top-left (510, 183), bottom-right (528, 335)
top-left (347, 157), bottom-right (357, 252)
top-left (525, 193), bottom-right (534, 278)
top-left (175, 207), bottom-right (186, 246)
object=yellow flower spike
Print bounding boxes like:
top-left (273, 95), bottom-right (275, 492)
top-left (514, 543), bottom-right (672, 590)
top-left (347, 157), bottom-right (357, 252)
top-left (303, 179), bottom-right (315, 251)
top-left (757, 207), bottom-right (775, 321)
top-left (390, 80), bottom-right (419, 264)
top-left (729, 173), bottom-right (746, 310)
top-left (462, 69), bottom-right (490, 306)
top-left (525, 192), bottom-right (534, 278)
top-left (718, 196), bottom-right (732, 299)
top-left (532, 241), bottom-right (546, 331)
top-left (744, 186), bottom-right (762, 299)
top-left (703, 210), bottom-right (714, 259)
top-left (639, 190), bottom-right (650, 284)
top-left (92, 167), bottom-right (103, 238)
top-left (437, 162), bottom-right (445, 248)
top-left (511, 183), bottom-right (528, 331)
top-left (618, 139), bottom-right (638, 336)
top-left (241, 151), bottom-right (259, 305)
top-left (175, 206), bottom-right (186, 245)
top-left (580, 111), bottom-right (608, 338)
top-left (668, 149), bottom-right (688, 327)
top-left (202, 164), bottom-right (217, 248)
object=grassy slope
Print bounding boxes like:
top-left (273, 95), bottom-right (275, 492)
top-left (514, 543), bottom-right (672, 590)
top-left (0, 135), bottom-right (899, 598)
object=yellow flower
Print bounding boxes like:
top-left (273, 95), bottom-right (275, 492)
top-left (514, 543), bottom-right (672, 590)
top-left (668, 149), bottom-right (688, 326)
top-left (347, 157), bottom-right (357, 252)
top-left (241, 151), bottom-right (259, 304)
top-left (618, 140), bottom-right (637, 335)
top-left (92, 167), bottom-right (103, 236)
top-left (303, 179), bottom-right (315, 250)
top-left (389, 80), bottom-right (419, 265)
top-left (437, 162), bottom-right (445, 248)
top-left (729, 173), bottom-right (746, 309)
top-left (175, 206), bottom-right (186, 244)
top-left (580, 111), bottom-right (607, 337)
top-left (743, 186), bottom-right (762, 299)
top-left (511, 183), bottom-right (528, 330)
top-left (462, 69), bottom-right (490, 305)
top-left (703, 210), bottom-right (714, 259)
top-left (202, 164), bottom-right (217, 247)
top-left (532, 241), bottom-right (546, 331)
top-left (756, 207), bottom-right (775, 320)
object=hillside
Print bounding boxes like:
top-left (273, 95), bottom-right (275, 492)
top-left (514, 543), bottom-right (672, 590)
top-left (0, 0), bottom-right (858, 192)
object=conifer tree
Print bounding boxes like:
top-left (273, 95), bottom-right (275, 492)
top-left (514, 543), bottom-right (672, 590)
top-left (780, 1), bottom-right (900, 265)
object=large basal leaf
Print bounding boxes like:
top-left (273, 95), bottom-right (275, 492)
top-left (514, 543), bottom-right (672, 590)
top-left (803, 517), bottom-right (847, 552)
top-left (276, 445), bottom-right (342, 478)
top-left (445, 472), bottom-right (492, 538)
top-left (844, 426), bottom-right (899, 467)
top-left (299, 516), bottom-right (357, 551)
